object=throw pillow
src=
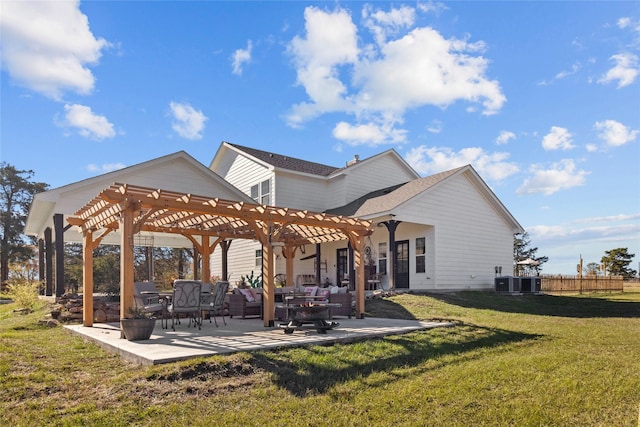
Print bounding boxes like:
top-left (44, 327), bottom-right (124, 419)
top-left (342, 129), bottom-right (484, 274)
top-left (304, 286), bottom-right (318, 296)
top-left (317, 288), bottom-right (330, 300)
top-left (250, 288), bottom-right (262, 302)
top-left (239, 288), bottom-right (255, 302)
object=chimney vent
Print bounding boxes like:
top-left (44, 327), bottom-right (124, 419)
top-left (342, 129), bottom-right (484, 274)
top-left (346, 154), bottom-right (360, 167)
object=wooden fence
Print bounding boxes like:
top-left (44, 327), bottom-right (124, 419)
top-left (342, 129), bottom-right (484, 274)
top-left (541, 274), bottom-right (624, 293)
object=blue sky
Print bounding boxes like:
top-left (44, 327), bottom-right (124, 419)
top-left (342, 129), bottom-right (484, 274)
top-left (1, 1), bottom-right (639, 275)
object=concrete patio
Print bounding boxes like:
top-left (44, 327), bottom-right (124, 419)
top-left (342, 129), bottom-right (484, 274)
top-left (66, 316), bottom-right (454, 366)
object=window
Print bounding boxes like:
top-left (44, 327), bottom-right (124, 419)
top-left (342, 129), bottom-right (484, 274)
top-left (415, 237), bottom-right (425, 273)
top-left (255, 249), bottom-right (262, 267)
top-left (251, 179), bottom-right (271, 205)
top-left (378, 242), bottom-right (387, 274)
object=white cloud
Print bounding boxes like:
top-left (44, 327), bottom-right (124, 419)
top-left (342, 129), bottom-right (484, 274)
top-left (87, 163), bottom-right (125, 174)
top-left (516, 159), bottom-right (588, 195)
top-left (598, 53), bottom-right (639, 88)
top-left (333, 119), bottom-right (407, 146)
top-left (286, 7), bottom-right (359, 127)
top-left (232, 40), bottom-right (252, 75)
top-left (362, 4), bottom-right (415, 46)
top-left (60, 104), bottom-right (115, 140)
top-left (405, 145), bottom-right (519, 181)
top-left (0, 0), bottom-right (109, 100)
top-left (427, 119), bottom-right (443, 134)
top-left (417, 1), bottom-right (448, 15)
top-left (555, 63), bottom-right (581, 80)
top-left (285, 5), bottom-right (505, 143)
top-left (594, 119), bottom-right (639, 147)
top-left (496, 130), bottom-right (515, 145)
top-left (542, 126), bottom-right (575, 151)
top-left (169, 101), bottom-right (208, 140)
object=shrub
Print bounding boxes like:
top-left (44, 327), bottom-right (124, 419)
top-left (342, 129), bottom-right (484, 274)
top-left (6, 279), bottom-right (41, 311)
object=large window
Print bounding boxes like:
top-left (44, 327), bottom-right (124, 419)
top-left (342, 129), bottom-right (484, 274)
top-left (378, 242), bottom-right (387, 274)
top-left (415, 237), bottom-right (426, 273)
top-left (250, 179), bottom-right (271, 205)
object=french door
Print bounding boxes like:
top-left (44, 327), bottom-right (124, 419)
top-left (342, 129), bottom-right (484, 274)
top-left (395, 240), bottom-right (409, 288)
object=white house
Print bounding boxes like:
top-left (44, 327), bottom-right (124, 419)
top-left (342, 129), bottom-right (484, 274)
top-left (25, 141), bottom-right (523, 297)
top-left (209, 142), bottom-right (524, 291)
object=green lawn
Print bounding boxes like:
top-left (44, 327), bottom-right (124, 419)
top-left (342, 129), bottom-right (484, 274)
top-left (1, 291), bottom-right (639, 426)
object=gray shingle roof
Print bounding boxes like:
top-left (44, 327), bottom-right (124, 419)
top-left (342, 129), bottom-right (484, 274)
top-left (227, 143), bottom-right (339, 177)
top-left (324, 183), bottom-right (407, 216)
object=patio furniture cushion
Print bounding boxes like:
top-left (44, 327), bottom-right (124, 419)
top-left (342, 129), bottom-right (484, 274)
top-left (238, 288), bottom-right (255, 302)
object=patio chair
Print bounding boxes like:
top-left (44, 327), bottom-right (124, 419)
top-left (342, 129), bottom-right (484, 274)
top-left (167, 280), bottom-right (202, 331)
top-left (201, 281), bottom-right (229, 327)
top-left (133, 281), bottom-right (164, 316)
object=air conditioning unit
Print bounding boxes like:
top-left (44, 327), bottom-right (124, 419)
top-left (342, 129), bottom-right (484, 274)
top-left (520, 277), bottom-right (541, 293)
top-left (495, 276), bottom-right (521, 293)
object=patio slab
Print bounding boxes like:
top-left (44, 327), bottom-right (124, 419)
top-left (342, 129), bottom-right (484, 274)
top-left (65, 316), bottom-right (454, 365)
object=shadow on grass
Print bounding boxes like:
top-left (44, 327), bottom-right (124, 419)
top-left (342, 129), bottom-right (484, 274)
top-left (251, 324), bottom-right (540, 397)
top-left (365, 298), bottom-right (418, 320)
top-left (425, 291), bottom-right (640, 318)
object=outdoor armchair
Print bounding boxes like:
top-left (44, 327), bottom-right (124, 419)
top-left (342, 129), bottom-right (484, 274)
top-left (201, 281), bottom-right (229, 327)
top-left (167, 280), bottom-right (202, 331)
top-left (133, 281), bottom-right (164, 316)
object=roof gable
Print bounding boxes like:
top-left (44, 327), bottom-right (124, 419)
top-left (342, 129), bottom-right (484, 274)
top-left (328, 149), bottom-right (420, 181)
top-left (332, 164), bottom-right (523, 233)
top-left (25, 151), bottom-right (253, 239)
top-left (354, 166), bottom-right (466, 217)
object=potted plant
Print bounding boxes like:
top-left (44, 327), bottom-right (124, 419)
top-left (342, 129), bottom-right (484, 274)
top-left (120, 307), bottom-right (156, 341)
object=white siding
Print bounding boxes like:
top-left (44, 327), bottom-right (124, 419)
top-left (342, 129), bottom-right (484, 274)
top-left (327, 155), bottom-right (415, 209)
top-left (275, 173), bottom-right (328, 211)
top-left (210, 239), bottom-right (262, 285)
top-left (396, 172), bottom-right (513, 290)
top-left (223, 154), bottom-right (272, 199)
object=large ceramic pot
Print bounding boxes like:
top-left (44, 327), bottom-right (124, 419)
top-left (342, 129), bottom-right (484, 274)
top-left (120, 318), bottom-right (156, 341)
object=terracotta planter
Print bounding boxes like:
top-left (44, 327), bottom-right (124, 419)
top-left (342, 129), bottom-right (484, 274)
top-left (120, 318), bottom-right (156, 341)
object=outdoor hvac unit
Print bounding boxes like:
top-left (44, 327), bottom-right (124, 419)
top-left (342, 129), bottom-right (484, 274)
top-left (520, 277), bottom-right (542, 293)
top-left (495, 276), bottom-right (521, 293)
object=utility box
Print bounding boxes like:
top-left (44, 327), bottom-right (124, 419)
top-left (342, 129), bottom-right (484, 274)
top-left (495, 276), bottom-right (521, 293)
top-left (520, 277), bottom-right (541, 293)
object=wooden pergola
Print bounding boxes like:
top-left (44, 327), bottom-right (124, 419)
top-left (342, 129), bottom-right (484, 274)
top-left (67, 183), bottom-right (373, 329)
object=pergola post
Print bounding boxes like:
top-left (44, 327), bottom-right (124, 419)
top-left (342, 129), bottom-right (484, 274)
top-left (119, 203), bottom-right (135, 322)
top-left (82, 231), bottom-right (95, 327)
top-left (355, 237), bottom-right (366, 319)
top-left (262, 243), bottom-right (275, 327)
top-left (201, 235), bottom-right (211, 283)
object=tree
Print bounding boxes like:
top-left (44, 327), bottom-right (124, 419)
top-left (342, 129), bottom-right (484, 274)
top-left (514, 231), bottom-right (548, 275)
top-left (584, 262), bottom-right (601, 276)
top-left (0, 163), bottom-right (48, 285)
top-left (601, 248), bottom-right (636, 279)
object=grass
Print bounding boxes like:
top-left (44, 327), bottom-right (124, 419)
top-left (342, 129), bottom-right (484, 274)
top-left (1, 291), bottom-right (639, 426)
